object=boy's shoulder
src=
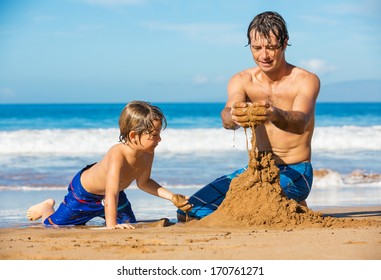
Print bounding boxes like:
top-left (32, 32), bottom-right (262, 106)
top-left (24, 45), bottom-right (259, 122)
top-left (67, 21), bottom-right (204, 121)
top-left (104, 143), bottom-right (130, 159)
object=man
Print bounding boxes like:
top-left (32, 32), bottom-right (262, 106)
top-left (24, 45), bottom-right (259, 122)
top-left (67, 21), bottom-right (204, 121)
top-left (178, 11), bottom-right (320, 221)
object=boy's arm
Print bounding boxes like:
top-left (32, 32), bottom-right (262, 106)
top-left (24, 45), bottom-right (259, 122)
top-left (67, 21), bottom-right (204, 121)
top-left (104, 160), bottom-right (120, 228)
top-left (136, 157), bottom-right (192, 212)
top-left (104, 155), bottom-right (134, 229)
top-left (136, 159), bottom-right (173, 200)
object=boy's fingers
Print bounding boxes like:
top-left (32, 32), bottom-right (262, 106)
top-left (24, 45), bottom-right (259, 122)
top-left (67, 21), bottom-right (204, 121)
top-left (172, 194), bottom-right (193, 212)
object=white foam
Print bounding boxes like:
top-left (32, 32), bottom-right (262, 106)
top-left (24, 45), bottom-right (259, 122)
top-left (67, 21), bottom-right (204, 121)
top-left (1, 125), bottom-right (380, 156)
top-left (312, 125), bottom-right (381, 151)
top-left (313, 169), bottom-right (381, 189)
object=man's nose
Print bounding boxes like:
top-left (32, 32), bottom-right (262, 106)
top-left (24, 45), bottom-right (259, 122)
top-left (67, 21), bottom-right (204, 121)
top-left (259, 47), bottom-right (270, 58)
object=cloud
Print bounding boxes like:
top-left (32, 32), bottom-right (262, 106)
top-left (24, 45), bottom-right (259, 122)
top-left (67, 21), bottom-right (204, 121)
top-left (32, 15), bottom-right (59, 23)
top-left (323, 0), bottom-right (381, 18)
top-left (0, 88), bottom-right (15, 98)
top-left (192, 74), bottom-right (228, 85)
top-left (193, 74), bottom-right (208, 85)
top-left (82, 0), bottom-right (144, 6)
top-left (141, 21), bottom-right (243, 45)
top-left (300, 59), bottom-right (336, 76)
top-left (78, 24), bottom-right (104, 31)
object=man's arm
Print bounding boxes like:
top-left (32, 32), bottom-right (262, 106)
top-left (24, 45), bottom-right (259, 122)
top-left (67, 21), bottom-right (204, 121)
top-left (270, 73), bottom-right (320, 134)
top-left (221, 73), bottom-right (249, 130)
top-left (270, 108), bottom-right (309, 134)
top-left (221, 107), bottom-right (240, 129)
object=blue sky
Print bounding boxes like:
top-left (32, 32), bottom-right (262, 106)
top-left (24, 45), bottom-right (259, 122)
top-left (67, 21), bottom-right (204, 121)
top-left (0, 0), bottom-right (380, 103)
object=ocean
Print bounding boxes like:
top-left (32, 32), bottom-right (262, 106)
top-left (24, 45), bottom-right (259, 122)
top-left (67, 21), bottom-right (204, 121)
top-left (0, 102), bottom-right (380, 228)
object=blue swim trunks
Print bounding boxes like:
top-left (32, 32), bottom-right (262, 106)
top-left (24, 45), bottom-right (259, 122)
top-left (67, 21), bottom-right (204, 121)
top-left (44, 164), bottom-right (137, 226)
top-left (178, 162), bottom-right (313, 219)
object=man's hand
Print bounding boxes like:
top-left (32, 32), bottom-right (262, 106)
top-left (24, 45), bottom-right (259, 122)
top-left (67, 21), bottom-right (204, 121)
top-left (171, 194), bottom-right (193, 212)
top-left (231, 101), bottom-right (271, 127)
top-left (231, 102), bottom-right (250, 128)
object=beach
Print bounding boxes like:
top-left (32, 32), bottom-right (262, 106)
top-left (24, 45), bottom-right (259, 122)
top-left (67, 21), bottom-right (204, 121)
top-left (1, 205), bottom-right (380, 260)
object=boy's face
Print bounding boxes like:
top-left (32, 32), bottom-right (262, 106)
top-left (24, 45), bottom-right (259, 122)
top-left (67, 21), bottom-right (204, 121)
top-left (138, 120), bottom-right (162, 153)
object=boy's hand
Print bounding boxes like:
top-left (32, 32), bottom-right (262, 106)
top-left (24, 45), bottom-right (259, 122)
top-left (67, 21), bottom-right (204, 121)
top-left (171, 194), bottom-right (193, 212)
top-left (108, 223), bottom-right (135, 230)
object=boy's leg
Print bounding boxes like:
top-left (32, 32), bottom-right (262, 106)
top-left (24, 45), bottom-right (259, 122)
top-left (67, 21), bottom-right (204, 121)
top-left (116, 191), bottom-right (137, 224)
top-left (27, 199), bottom-right (55, 222)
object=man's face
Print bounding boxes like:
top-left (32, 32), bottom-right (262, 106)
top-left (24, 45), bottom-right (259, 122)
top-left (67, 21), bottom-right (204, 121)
top-left (249, 31), bottom-right (286, 72)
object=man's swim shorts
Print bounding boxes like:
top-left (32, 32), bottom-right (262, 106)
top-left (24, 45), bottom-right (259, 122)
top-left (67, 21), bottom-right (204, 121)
top-left (44, 164), bottom-right (137, 226)
top-left (177, 162), bottom-right (313, 220)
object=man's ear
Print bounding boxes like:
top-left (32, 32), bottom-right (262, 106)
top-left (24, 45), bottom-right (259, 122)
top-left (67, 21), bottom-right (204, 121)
top-left (282, 39), bottom-right (288, 51)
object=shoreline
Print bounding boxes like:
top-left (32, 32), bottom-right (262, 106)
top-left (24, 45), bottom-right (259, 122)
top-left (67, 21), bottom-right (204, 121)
top-left (1, 205), bottom-right (380, 260)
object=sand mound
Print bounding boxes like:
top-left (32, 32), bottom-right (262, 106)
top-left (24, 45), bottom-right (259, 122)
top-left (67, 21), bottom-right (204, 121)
top-left (192, 108), bottom-right (378, 229)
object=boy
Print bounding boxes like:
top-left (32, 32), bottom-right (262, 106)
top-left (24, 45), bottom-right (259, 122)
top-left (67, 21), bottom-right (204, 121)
top-left (27, 101), bottom-right (192, 229)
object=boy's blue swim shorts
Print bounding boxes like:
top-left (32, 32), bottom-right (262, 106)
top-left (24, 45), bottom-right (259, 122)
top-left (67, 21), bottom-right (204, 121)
top-left (44, 164), bottom-right (137, 226)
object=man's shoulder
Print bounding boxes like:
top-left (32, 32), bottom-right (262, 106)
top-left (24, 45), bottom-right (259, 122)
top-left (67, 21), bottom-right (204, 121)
top-left (292, 66), bottom-right (320, 82)
top-left (231, 67), bottom-right (258, 82)
top-left (291, 66), bottom-right (320, 98)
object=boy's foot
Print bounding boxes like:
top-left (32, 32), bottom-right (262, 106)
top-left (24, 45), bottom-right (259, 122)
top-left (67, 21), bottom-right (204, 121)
top-left (27, 199), bottom-right (55, 221)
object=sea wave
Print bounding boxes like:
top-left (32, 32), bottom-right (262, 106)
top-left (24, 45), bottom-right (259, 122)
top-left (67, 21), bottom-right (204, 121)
top-left (0, 125), bottom-right (380, 155)
top-left (313, 169), bottom-right (381, 189)
top-left (1, 168), bottom-right (380, 192)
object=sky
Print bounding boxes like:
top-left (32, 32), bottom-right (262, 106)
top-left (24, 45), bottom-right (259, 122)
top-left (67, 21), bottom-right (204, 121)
top-left (0, 0), bottom-right (380, 103)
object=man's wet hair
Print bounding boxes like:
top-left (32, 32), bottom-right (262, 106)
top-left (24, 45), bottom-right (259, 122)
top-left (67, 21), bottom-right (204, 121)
top-left (246, 11), bottom-right (290, 49)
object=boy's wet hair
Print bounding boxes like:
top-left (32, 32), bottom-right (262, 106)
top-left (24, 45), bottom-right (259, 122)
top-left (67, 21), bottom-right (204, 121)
top-left (246, 11), bottom-right (290, 49)
top-left (118, 101), bottom-right (167, 144)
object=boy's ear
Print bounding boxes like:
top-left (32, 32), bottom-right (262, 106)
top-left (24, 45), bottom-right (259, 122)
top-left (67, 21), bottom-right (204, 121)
top-left (129, 131), bottom-right (140, 144)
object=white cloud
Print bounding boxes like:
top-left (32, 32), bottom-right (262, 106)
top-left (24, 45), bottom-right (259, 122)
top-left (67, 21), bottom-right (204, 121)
top-left (78, 24), bottom-right (104, 31)
top-left (32, 15), bottom-right (59, 23)
top-left (83, 0), bottom-right (144, 6)
top-left (0, 88), bottom-right (15, 98)
top-left (213, 75), bottom-right (228, 83)
top-left (300, 59), bottom-right (336, 76)
top-left (141, 21), bottom-right (243, 45)
top-left (323, 0), bottom-right (381, 18)
top-left (192, 74), bottom-right (228, 85)
top-left (193, 74), bottom-right (208, 85)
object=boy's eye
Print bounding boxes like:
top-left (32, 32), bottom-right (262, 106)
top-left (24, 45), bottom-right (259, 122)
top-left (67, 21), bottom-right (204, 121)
top-left (149, 132), bottom-right (160, 137)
